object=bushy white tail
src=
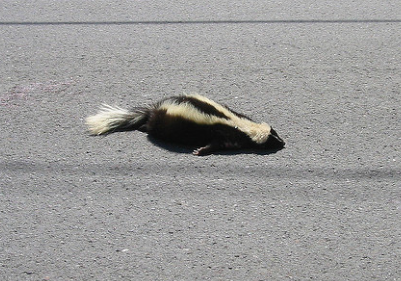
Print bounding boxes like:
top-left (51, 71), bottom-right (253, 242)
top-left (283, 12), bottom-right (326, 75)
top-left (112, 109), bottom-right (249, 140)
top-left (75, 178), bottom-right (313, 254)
top-left (86, 104), bottom-right (135, 135)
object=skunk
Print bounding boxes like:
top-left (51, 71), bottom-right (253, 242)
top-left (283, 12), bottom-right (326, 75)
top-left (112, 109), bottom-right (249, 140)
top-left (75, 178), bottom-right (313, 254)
top-left (86, 94), bottom-right (285, 156)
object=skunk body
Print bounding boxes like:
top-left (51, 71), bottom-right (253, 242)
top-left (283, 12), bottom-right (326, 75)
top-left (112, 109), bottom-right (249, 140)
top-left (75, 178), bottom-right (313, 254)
top-left (86, 94), bottom-right (285, 155)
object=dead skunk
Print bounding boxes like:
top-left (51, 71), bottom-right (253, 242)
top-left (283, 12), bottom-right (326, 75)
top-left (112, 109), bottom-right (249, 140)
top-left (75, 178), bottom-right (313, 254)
top-left (86, 94), bottom-right (285, 156)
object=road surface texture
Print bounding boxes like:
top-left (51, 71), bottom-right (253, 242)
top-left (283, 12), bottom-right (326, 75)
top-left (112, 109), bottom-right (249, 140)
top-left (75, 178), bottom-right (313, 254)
top-left (1, 1), bottom-right (400, 280)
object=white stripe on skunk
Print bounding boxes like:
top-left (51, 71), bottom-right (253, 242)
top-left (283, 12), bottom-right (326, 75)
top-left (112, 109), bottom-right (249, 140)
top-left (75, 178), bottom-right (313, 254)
top-left (86, 94), bottom-right (285, 155)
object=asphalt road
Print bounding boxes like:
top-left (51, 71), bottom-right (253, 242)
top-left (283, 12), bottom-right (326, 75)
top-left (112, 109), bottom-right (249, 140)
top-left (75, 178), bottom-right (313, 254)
top-left (1, 1), bottom-right (400, 280)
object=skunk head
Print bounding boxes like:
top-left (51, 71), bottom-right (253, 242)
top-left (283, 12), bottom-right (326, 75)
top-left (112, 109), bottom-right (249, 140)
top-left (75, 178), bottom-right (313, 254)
top-left (260, 127), bottom-right (285, 150)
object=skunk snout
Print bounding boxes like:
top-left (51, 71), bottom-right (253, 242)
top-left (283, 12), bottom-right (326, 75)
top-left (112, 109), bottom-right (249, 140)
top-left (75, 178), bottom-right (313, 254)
top-left (265, 128), bottom-right (285, 149)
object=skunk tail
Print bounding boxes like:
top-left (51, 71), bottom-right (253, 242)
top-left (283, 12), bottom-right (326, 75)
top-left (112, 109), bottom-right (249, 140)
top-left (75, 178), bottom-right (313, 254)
top-left (86, 104), bottom-right (147, 135)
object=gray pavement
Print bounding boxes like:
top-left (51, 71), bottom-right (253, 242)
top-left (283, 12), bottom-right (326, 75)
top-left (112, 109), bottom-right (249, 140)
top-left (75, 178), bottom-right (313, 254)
top-left (1, 1), bottom-right (400, 280)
